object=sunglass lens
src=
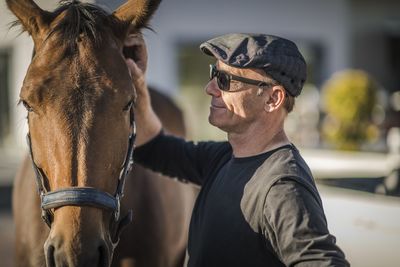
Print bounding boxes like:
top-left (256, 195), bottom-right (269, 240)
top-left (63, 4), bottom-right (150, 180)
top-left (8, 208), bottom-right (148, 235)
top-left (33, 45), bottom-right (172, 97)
top-left (217, 72), bottom-right (229, 91)
top-left (209, 64), bottom-right (230, 91)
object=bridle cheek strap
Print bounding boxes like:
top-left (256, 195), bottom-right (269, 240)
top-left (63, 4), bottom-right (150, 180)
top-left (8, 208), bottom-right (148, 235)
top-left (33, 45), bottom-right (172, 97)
top-left (111, 209), bottom-right (133, 245)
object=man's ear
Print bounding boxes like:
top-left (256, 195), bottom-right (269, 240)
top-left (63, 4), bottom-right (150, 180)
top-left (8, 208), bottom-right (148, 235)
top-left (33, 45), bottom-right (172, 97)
top-left (264, 86), bottom-right (286, 112)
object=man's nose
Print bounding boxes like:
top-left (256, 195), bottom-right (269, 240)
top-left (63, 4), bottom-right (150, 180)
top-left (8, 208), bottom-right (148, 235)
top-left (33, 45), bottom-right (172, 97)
top-left (205, 79), bottom-right (222, 97)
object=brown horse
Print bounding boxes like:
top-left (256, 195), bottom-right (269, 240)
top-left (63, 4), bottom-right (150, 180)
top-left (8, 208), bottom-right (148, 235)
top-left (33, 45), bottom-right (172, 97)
top-left (9, 0), bottom-right (196, 266)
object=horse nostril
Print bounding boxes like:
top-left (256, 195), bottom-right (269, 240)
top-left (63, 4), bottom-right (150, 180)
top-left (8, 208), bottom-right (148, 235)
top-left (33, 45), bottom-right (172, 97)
top-left (45, 244), bottom-right (56, 267)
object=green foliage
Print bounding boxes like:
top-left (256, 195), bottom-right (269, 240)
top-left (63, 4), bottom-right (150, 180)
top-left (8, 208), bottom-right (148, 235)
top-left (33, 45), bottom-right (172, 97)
top-left (321, 69), bottom-right (378, 150)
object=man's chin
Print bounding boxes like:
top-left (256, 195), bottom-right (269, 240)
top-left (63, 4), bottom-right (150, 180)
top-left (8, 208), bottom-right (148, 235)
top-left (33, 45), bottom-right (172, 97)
top-left (208, 115), bottom-right (229, 132)
top-left (208, 114), bottom-right (219, 127)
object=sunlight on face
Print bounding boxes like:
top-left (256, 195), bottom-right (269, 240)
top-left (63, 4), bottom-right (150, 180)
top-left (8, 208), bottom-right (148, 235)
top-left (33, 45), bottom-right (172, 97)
top-left (206, 61), bottom-right (269, 133)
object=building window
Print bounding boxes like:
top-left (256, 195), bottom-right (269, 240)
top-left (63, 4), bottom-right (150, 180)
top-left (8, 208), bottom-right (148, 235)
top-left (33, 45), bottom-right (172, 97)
top-left (0, 49), bottom-right (11, 147)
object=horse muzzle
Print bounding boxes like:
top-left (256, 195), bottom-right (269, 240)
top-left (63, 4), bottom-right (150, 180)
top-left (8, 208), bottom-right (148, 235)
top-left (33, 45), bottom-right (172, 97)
top-left (43, 207), bottom-right (113, 267)
top-left (44, 239), bottom-right (110, 267)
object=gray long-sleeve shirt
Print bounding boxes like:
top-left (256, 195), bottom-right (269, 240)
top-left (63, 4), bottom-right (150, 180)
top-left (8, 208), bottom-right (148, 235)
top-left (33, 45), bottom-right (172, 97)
top-left (134, 133), bottom-right (349, 267)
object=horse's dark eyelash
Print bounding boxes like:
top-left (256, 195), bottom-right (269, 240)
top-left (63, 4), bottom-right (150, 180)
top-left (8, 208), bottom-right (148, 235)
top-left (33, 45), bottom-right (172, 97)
top-left (17, 100), bottom-right (27, 119)
top-left (18, 99), bottom-right (34, 112)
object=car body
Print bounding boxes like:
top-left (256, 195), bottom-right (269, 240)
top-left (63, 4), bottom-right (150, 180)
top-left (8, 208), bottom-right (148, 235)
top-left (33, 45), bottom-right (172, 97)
top-left (301, 149), bottom-right (400, 267)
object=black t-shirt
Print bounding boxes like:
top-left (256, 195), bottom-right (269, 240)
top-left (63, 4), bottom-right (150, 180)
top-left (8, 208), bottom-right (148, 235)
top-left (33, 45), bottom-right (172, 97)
top-left (134, 132), bottom-right (349, 267)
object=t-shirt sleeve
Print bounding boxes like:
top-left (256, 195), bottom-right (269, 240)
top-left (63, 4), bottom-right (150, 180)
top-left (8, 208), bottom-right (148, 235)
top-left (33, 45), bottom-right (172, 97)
top-left (263, 178), bottom-right (350, 267)
top-left (133, 131), bottom-right (231, 185)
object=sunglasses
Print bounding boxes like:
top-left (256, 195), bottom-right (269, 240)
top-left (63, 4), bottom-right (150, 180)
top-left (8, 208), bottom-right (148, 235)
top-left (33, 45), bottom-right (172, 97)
top-left (209, 64), bottom-right (270, 91)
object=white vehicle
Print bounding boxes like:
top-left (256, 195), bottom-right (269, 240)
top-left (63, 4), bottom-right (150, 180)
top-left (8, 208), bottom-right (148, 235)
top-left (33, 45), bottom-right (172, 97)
top-left (302, 146), bottom-right (400, 267)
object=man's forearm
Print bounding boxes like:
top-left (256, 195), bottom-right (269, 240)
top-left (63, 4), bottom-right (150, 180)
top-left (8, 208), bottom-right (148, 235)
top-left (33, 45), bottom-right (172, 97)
top-left (134, 101), bottom-right (162, 146)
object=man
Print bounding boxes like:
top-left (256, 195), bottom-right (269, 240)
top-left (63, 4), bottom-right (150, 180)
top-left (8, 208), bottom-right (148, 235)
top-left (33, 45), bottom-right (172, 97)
top-left (126, 33), bottom-right (349, 266)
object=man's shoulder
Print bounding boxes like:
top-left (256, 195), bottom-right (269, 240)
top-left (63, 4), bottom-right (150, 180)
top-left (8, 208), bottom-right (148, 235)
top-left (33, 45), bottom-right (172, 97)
top-left (240, 145), bottom-right (322, 230)
top-left (249, 145), bottom-right (318, 196)
top-left (261, 145), bottom-right (323, 206)
top-left (263, 145), bottom-right (313, 180)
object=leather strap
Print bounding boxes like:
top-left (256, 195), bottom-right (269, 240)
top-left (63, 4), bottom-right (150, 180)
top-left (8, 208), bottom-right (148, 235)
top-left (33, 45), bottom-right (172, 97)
top-left (26, 134), bottom-right (47, 194)
top-left (41, 187), bottom-right (118, 211)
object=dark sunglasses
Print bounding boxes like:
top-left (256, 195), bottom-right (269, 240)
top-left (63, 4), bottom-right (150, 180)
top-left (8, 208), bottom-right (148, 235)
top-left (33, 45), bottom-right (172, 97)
top-left (209, 64), bottom-right (270, 91)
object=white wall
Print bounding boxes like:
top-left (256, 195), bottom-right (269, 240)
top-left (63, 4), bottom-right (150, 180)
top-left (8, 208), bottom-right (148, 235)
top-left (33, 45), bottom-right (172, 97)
top-left (0, 0), bottom-right (351, 150)
top-left (0, 0), bottom-right (353, 141)
top-left (139, 0), bottom-right (351, 95)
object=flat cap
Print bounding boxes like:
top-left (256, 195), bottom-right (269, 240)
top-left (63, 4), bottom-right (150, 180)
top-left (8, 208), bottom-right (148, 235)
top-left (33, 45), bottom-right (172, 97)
top-left (200, 33), bottom-right (307, 97)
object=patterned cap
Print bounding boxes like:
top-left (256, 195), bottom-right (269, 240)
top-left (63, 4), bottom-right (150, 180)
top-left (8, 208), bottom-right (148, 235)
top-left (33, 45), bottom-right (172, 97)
top-left (200, 33), bottom-right (307, 96)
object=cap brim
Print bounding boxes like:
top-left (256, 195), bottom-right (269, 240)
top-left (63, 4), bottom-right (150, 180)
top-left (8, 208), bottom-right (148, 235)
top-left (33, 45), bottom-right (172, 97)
top-left (200, 42), bottom-right (224, 61)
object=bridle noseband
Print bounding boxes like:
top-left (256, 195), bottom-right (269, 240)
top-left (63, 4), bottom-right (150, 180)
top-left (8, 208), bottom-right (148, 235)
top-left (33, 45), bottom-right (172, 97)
top-left (26, 118), bottom-right (136, 235)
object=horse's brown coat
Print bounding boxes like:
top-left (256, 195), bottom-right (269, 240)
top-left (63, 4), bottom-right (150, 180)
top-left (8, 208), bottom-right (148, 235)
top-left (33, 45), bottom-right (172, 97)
top-left (9, 1), bottom-right (196, 266)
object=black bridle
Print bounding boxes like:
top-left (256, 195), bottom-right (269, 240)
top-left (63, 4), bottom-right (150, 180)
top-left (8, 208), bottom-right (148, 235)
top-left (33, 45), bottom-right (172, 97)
top-left (26, 118), bottom-right (136, 234)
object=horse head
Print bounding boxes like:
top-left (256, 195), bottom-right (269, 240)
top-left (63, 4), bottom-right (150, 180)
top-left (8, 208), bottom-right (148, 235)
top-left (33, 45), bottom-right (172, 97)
top-left (7, 0), bottom-right (161, 266)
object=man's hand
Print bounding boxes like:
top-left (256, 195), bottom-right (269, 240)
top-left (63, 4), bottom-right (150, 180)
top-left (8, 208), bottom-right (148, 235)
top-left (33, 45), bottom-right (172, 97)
top-left (124, 33), bottom-right (148, 74)
top-left (124, 34), bottom-right (162, 146)
top-left (126, 58), bottom-right (148, 106)
top-left (124, 33), bottom-right (149, 108)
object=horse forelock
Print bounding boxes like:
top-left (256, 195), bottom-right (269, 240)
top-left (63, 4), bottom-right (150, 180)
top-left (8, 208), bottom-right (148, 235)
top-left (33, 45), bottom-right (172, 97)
top-left (47, 1), bottom-right (130, 51)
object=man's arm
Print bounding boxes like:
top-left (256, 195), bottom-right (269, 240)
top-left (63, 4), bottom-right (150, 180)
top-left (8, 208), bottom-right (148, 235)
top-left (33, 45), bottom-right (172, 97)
top-left (264, 179), bottom-right (350, 267)
top-left (124, 34), bottom-right (161, 146)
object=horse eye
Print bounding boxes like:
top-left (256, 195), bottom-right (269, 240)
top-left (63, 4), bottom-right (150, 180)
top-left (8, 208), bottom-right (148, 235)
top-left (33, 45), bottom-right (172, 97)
top-left (21, 100), bottom-right (34, 112)
top-left (123, 100), bottom-right (134, 111)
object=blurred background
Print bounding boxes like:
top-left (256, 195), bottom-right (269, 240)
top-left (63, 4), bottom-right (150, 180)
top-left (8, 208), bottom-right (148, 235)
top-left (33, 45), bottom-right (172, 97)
top-left (1, 0), bottom-right (399, 266)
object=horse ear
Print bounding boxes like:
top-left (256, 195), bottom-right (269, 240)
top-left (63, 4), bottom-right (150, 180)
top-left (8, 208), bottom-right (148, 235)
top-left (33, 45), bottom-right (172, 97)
top-left (6, 0), bottom-right (50, 41)
top-left (113, 0), bottom-right (162, 29)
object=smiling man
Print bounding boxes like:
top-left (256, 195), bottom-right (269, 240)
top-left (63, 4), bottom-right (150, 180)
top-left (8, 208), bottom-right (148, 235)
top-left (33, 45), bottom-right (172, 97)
top-left (126, 33), bottom-right (349, 267)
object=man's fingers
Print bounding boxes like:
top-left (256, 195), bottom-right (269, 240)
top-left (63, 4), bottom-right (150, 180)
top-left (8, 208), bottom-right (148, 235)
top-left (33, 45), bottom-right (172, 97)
top-left (126, 58), bottom-right (146, 94)
top-left (124, 33), bottom-right (148, 73)
top-left (126, 58), bottom-right (145, 78)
